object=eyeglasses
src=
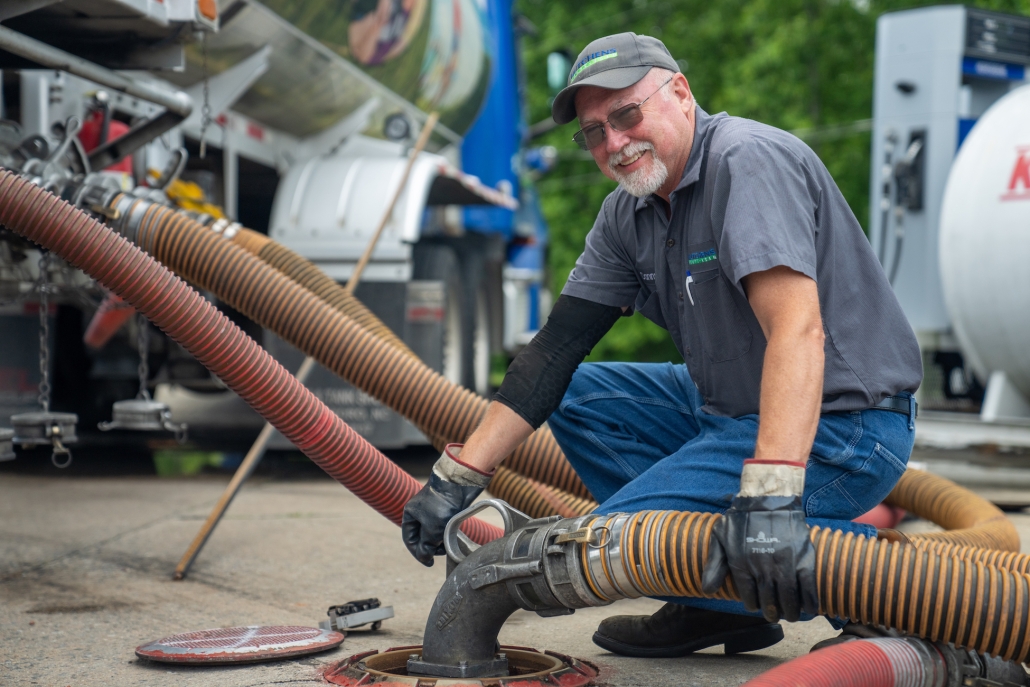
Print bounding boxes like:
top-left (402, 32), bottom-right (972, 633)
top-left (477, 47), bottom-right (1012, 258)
top-left (572, 75), bottom-right (675, 151)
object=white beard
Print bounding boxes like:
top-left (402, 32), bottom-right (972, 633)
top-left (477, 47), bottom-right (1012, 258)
top-left (607, 141), bottom-right (669, 198)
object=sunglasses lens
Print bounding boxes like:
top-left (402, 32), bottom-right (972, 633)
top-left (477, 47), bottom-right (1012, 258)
top-left (574, 124), bottom-right (606, 150)
top-left (584, 126), bottom-right (606, 149)
top-left (609, 104), bottom-right (644, 132)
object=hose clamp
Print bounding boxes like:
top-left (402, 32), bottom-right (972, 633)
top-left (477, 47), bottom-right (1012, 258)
top-left (541, 515), bottom-right (611, 609)
top-left (603, 514), bottom-right (641, 599)
top-left (209, 218), bottom-right (243, 240)
top-left (585, 514), bottom-right (622, 601)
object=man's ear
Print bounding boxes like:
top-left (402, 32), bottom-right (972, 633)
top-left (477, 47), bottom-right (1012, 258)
top-left (671, 74), bottom-right (693, 115)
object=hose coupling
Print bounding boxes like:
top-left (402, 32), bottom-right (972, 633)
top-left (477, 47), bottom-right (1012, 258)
top-left (443, 499), bottom-right (612, 613)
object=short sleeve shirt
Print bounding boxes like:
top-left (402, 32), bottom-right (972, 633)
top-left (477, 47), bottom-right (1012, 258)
top-left (562, 106), bottom-right (923, 417)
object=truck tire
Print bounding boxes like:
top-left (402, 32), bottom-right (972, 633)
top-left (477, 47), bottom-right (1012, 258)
top-left (413, 242), bottom-right (465, 388)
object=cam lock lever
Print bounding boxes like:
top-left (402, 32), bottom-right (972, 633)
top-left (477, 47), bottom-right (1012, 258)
top-left (443, 499), bottom-right (534, 566)
top-left (554, 525), bottom-right (611, 547)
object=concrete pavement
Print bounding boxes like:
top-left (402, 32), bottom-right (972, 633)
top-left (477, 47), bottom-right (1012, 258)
top-left (2, 467), bottom-right (1029, 687)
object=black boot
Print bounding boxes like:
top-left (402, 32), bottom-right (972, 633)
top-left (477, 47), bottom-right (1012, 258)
top-left (592, 602), bottom-right (784, 658)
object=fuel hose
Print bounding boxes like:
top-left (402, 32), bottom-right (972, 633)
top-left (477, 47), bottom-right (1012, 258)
top-left (105, 195), bottom-right (1020, 555)
top-left (108, 196), bottom-right (587, 500)
top-left (0, 169), bottom-right (501, 544)
top-left (602, 513), bottom-right (1030, 660)
top-left (443, 507), bottom-right (1030, 665)
top-left (739, 636), bottom-right (1028, 687)
top-left (201, 221), bottom-right (1021, 553)
top-left (744, 638), bottom-right (949, 687)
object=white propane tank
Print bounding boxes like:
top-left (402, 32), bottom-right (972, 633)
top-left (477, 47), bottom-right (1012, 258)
top-left (939, 84), bottom-right (1030, 396)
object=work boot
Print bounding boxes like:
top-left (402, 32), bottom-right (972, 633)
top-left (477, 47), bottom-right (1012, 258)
top-left (592, 602), bottom-right (784, 658)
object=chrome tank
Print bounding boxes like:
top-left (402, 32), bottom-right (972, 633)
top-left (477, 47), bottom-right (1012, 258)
top-left (939, 84), bottom-right (1030, 396)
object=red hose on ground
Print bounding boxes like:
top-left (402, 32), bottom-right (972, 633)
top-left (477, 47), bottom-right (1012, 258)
top-left (742, 639), bottom-right (947, 687)
top-left (0, 169), bottom-right (501, 543)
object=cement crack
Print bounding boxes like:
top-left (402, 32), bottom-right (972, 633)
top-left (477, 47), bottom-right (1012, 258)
top-left (0, 494), bottom-right (221, 584)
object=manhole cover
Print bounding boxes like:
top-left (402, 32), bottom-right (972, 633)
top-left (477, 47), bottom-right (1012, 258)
top-left (136, 625), bottom-right (344, 664)
top-left (323, 645), bottom-right (599, 686)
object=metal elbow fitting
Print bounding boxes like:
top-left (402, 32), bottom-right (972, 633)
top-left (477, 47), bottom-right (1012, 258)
top-left (412, 500), bottom-right (617, 679)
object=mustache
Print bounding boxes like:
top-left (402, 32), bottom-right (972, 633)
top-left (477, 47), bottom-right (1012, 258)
top-left (607, 141), bottom-right (656, 172)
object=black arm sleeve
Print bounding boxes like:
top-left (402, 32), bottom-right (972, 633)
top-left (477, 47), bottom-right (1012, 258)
top-left (494, 294), bottom-right (624, 429)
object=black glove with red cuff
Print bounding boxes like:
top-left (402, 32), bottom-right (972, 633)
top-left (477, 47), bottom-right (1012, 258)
top-left (401, 444), bottom-right (493, 567)
top-left (701, 459), bottom-right (819, 623)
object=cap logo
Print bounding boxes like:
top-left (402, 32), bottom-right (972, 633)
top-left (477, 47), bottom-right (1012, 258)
top-left (571, 49), bottom-right (618, 83)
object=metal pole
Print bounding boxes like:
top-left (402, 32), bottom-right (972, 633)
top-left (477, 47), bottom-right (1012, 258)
top-left (0, 26), bottom-right (192, 116)
top-left (173, 113), bottom-right (440, 579)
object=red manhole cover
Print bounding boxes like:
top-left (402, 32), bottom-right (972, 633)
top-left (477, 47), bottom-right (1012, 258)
top-left (135, 625), bottom-right (344, 665)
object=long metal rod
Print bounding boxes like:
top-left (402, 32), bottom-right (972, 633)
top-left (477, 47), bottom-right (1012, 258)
top-left (173, 355), bottom-right (316, 580)
top-left (172, 113), bottom-right (438, 579)
top-left (88, 110), bottom-right (184, 171)
top-left (0, 26), bottom-right (192, 116)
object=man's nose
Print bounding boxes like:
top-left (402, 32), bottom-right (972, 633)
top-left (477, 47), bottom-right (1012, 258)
top-left (605, 124), bottom-right (631, 153)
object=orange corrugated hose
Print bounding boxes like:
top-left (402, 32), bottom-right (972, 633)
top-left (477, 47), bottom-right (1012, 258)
top-left (16, 174), bottom-right (1028, 663)
top-left (0, 170), bottom-right (502, 545)
top-left (116, 199), bottom-right (586, 499)
top-left (116, 199), bottom-right (1020, 557)
top-left (576, 510), bottom-right (1030, 661)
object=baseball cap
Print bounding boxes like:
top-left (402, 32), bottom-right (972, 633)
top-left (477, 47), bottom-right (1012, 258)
top-left (551, 33), bottom-right (680, 125)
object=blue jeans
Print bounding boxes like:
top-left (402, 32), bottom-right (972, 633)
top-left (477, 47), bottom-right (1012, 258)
top-left (547, 362), bottom-right (915, 619)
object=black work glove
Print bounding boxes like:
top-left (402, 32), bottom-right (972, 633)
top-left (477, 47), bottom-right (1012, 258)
top-left (401, 444), bottom-right (491, 567)
top-left (701, 460), bottom-right (819, 623)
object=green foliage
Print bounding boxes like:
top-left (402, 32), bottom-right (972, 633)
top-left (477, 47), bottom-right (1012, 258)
top-left (519, 0), bottom-right (1029, 362)
top-left (152, 450), bottom-right (227, 476)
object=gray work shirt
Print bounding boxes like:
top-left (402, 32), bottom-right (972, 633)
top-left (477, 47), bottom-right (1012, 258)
top-left (563, 106), bottom-right (923, 417)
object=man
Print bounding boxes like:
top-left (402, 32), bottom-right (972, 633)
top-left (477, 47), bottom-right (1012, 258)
top-left (402, 33), bottom-right (922, 658)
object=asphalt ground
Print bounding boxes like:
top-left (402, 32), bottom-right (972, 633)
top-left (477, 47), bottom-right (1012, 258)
top-left (3, 452), bottom-right (1030, 687)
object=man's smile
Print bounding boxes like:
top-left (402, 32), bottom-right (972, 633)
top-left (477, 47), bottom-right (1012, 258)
top-left (615, 149), bottom-right (649, 169)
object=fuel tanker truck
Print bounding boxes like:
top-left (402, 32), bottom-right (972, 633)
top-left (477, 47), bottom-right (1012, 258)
top-left (869, 6), bottom-right (1030, 449)
top-left (939, 84), bottom-right (1030, 427)
top-left (0, 0), bottom-right (552, 460)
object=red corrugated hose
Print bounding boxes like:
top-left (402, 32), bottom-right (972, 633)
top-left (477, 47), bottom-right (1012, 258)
top-left (0, 169), bottom-right (501, 544)
top-left (742, 638), bottom-right (945, 687)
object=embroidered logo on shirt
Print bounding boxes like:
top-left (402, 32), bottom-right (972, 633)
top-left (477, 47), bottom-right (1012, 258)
top-left (688, 248), bottom-right (717, 266)
top-left (640, 272), bottom-right (656, 281)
